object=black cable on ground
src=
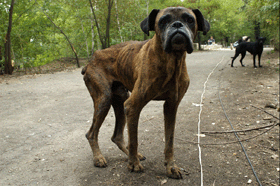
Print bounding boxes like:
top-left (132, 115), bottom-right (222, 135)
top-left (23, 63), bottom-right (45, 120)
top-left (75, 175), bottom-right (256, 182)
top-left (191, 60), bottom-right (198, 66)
top-left (218, 60), bottom-right (262, 186)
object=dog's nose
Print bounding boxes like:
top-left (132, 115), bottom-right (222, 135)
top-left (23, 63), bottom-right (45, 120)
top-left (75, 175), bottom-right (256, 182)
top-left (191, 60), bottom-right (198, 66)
top-left (172, 21), bottom-right (183, 28)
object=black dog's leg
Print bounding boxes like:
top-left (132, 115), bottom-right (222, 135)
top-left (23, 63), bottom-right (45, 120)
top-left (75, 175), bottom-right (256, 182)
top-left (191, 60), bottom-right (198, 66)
top-left (231, 53), bottom-right (239, 67)
top-left (253, 54), bottom-right (257, 68)
top-left (240, 51), bottom-right (246, 67)
top-left (258, 53), bottom-right (262, 67)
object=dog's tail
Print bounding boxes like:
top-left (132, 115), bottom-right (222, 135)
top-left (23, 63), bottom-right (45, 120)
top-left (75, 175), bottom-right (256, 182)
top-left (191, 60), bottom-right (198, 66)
top-left (244, 36), bottom-right (250, 42)
top-left (81, 65), bottom-right (87, 75)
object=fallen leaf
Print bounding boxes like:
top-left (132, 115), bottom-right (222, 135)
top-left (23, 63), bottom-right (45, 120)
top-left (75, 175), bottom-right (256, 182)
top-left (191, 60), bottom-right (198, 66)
top-left (265, 103), bottom-right (277, 109)
top-left (161, 179), bottom-right (167, 185)
top-left (271, 154), bottom-right (279, 159)
top-left (263, 117), bottom-right (272, 120)
top-left (196, 134), bottom-right (206, 137)
top-left (192, 103), bottom-right (203, 107)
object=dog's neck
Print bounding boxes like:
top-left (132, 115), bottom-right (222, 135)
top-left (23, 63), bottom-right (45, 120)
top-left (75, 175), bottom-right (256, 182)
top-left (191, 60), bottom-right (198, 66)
top-left (149, 35), bottom-right (187, 92)
top-left (257, 41), bottom-right (264, 46)
top-left (152, 35), bottom-right (187, 63)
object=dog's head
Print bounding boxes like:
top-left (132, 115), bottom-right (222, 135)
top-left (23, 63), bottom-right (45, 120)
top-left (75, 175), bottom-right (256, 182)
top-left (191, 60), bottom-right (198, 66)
top-left (141, 7), bottom-right (210, 54)
top-left (256, 37), bottom-right (266, 45)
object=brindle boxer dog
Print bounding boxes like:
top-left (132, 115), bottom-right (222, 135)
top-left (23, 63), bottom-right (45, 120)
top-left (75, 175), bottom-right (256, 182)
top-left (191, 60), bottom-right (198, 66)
top-left (82, 7), bottom-right (210, 179)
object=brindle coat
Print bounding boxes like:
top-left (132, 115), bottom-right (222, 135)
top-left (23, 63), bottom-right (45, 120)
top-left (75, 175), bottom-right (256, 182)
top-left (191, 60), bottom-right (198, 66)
top-left (82, 7), bottom-right (210, 179)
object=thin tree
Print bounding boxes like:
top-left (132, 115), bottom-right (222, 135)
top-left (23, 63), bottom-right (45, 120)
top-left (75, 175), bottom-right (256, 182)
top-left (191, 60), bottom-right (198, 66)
top-left (4, 0), bottom-right (15, 75)
top-left (89, 0), bottom-right (113, 49)
top-left (80, 19), bottom-right (89, 59)
top-left (35, 0), bottom-right (80, 67)
top-left (144, 0), bottom-right (149, 40)
top-left (114, 0), bottom-right (123, 43)
top-left (90, 10), bottom-right (95, 55)
top-left (106, 0), bottom-right (113, 48)
top-left (89, 0), bottom-right (105, 49)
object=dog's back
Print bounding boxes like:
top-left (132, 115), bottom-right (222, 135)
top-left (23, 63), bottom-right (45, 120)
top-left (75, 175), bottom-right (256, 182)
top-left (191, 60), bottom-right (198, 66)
top-left (231, 37), bottom-right (266, 67)
top-left (237, 42), bottom-right (257, 54)
top-left (82, 40), bottom-right (150, 90)
top-left (237, 37), bottom-right (265, 55)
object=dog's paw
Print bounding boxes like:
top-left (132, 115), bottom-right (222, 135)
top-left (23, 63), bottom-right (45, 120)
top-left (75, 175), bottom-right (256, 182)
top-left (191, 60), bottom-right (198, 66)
top-left (138, 153), bottom-right (146, 161)
top-left (128, 161), bottom-right (144, 172)
top-left (259, 65), bottom-right (263, 67)
top-left (93, 156), bottom-right (107, 167)
top-left (166, 165), bottom-right (183, 179)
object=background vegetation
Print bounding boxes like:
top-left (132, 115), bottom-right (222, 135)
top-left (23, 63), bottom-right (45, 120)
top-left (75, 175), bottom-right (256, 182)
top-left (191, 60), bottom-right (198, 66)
top-left (0, 0), bottom-right (279, 74)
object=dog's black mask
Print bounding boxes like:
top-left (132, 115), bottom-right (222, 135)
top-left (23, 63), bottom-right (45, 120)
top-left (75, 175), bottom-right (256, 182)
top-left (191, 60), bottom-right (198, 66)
top-left (256, 37), bottom-right (266, 45)
top-left (141, 7), bottom-right (210, 54)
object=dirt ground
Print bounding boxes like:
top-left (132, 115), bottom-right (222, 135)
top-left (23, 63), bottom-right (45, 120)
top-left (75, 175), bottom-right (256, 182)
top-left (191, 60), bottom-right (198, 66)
top-left (0, 49), bottom-right (279, 186)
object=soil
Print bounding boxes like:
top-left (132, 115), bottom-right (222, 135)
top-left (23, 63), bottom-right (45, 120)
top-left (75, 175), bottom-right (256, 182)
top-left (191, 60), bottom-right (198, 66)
top-left (0, 49), bottom-right (279, 186)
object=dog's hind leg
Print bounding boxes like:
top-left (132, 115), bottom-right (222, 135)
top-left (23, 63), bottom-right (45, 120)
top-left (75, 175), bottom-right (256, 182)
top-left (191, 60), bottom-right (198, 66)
top-left (84, 71), bottom-right (112, 168)
top-left (231, 53), bottom-right (239, 67)
top-left (258, 53), bottom-right (262, 67)
top-left (239, 51), bottom-right (246, 67)
top-left (111, 82), bottom-right (146, 161)
top-left (111, 94), bottom-right (128, 154)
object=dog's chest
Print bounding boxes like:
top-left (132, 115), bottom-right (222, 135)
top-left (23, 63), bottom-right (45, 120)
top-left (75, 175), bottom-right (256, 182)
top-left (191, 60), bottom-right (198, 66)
top-left (153, 61), bottom-right (189, 100)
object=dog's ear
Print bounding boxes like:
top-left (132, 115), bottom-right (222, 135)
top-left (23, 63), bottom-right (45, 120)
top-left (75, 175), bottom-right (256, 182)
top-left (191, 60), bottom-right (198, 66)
top-left (245, 36), bottom-right (250, 42)
top-left (140, 9), bottom-right (160, 36)
top-left (192, 9), bottom-right (210, 35)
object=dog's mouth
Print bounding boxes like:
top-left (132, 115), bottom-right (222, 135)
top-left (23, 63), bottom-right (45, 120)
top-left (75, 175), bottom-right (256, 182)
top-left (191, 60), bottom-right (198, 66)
top-left (164, 30), bottom-right (193, 54)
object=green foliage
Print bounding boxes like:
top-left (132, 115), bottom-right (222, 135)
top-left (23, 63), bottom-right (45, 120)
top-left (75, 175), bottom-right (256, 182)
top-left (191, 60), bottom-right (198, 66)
top-left (0, 0), bottom-right (279, 69)
top-left (246, 0), bottom-right (279, 50)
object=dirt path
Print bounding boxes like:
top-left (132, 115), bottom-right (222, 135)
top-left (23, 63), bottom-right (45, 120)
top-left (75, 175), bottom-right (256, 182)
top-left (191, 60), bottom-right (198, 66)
top-left (0, 49), bottom-right (279, 186)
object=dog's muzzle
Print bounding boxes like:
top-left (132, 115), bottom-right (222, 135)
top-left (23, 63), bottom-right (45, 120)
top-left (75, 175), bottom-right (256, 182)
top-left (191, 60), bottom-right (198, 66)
top-left (163, 21), bottom-right (193, 54)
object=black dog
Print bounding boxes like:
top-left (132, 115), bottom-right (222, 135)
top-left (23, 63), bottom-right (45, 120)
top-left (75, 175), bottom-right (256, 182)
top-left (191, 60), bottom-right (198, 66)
top-left (231, 37), bottom-right (266, 68)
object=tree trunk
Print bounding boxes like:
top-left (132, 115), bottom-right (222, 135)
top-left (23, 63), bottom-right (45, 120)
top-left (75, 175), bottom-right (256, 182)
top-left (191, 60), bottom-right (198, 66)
top-left (89, 0), bottom-right (113, 49)
top-left (144, 0), bottom-right (149, 40)
top-left (80, 19), bottom-right (89, 59)
top-left (4, 0), bottom-right (15, 75)
top-left (35, 0), bottom-right (80, 67)
top-left (114, 0), bottom-right (123, 43)
top-left (89, 0), bottom-right (106, 49)
top-left (0, 45), bottom-right (2, 61)
top-left (90, 13), bottom-right (95, 55)
top-left (254, 21), bottom-right (260, 39)
top-left (105, 0), bottom-right (113, 48)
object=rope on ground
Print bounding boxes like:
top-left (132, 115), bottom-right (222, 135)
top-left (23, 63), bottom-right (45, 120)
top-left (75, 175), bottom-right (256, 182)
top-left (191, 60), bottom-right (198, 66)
top-left (196, 55), bottom-right (225, 186)
top-left (177, 98), bottom-right (279, 144)
top-left (202, 122), bottom-right (279, 134)
top-left (217, 60), bottom-right (262, 186)
top-left (176, 121), bottom-right (279, 145)
top-left (250, 104), bottom-right (280, 120)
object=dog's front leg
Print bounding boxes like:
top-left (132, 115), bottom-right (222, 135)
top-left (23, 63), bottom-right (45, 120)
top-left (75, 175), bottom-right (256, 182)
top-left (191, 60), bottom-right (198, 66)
top-left (253, 54), bottom-right (257, 68)
top-left (124, 93), bottom-right (146, 173)
top-left (163, 100), bottom-right (183, 179)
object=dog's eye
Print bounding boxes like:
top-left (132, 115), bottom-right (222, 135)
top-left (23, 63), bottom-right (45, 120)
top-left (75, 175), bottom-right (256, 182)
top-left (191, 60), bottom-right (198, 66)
top-left (187, 17), bottom-right (194, 24)
top-left (182, 13), bottom-right (194, 25)
top-left (161, 19), bottom-right (168, 26)
top-left (159, 15), bottom-right (172, 28)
